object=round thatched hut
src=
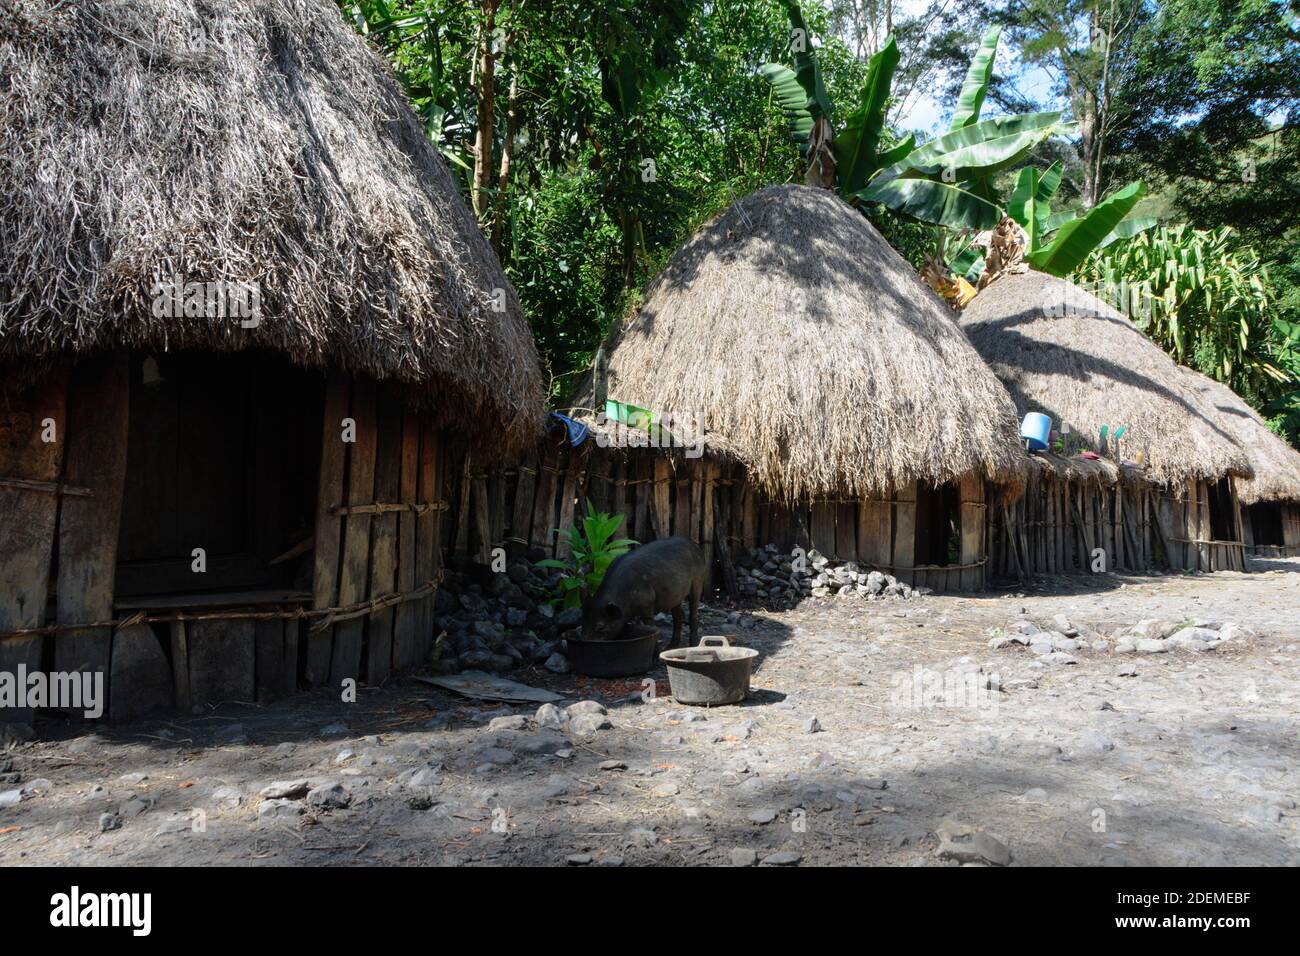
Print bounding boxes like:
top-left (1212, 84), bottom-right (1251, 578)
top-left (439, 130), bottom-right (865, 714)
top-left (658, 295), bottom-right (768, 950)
top-left (0, 0), bottom-right (544, 727)
top-left (1177, 368), bottom-right (1300, 557)
top-left (960, 271), bottom-right (1253, 575)
top-left (493, 184), bottom-right (1026, 595)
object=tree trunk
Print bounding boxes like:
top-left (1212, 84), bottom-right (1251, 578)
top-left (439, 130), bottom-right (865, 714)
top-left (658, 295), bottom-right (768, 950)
top-left (471, 0), bottom-right (499, 221)
top-left (491, 66), bottom-right (519, 255)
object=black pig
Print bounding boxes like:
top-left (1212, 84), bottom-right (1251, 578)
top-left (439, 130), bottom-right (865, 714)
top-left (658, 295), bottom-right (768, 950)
top-left (582, 537), bottom-right (706, 648)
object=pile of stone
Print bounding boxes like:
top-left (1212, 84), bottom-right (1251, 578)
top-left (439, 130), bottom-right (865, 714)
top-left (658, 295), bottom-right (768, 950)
top-left (988, 613), bottom-right (1257, 659)
top-left (986, 616), bottom-right (1103, 665)
top-left (734, 544), bottom-right (927, 608)
top-left (1111, 619), bottom-right (1255, 654)
top-left (431, 550), bottom-right (577, 677)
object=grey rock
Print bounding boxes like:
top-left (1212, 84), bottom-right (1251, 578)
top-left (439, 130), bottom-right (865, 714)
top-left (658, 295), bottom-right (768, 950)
top-left (99, 812), bottom-right (122, 832)
top-left (748, 808), bottom-right (778, 824)
top-left (488, 715), bottom-right (529, 732)
top-left (730, 848), bottom-right (758, 867)
top-left (569, 713), bottom-right (613, 736)
top-left (259, 779), bottom-right (310, 800)
top-left (543, 652), bottom-right (570, 674)
top-left (306, 782), bottom-right (351, 810)
top-left (760, 851), bottom-right (802, 866)
top-left (935, 819), bottom-right (1012, 866)
top-left (535, 703), bottom-right (566, 729)
top-left (258, 798), bottom-right (303, 820)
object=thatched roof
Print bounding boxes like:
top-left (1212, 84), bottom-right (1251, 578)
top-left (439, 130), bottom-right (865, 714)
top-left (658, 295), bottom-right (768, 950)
top-left (0, 0), bottom-right (543, 449)
top-left (574, 184), bottom-right (1027, 502)
top-left (1177, 367), bottom-right (1300, 505)
top-left (960, 271), bottom-right (1252, 486)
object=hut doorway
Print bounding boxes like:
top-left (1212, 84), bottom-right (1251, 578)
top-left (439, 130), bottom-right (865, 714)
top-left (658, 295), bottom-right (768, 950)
top-left (1246, 502), bottom-right (1285, 548)
top-left (914, 480), bottom-right (961, 567)
top-left (1206, 476), bottom-right (1238, 544)
top-left (114, 351), bottom-right (324, 599)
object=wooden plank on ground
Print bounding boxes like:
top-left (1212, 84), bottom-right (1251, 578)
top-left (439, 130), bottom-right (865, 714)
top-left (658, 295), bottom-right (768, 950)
top-left (330, 378), bottom-right (377, 687)
top-left (54, 355), bottom-right (129, 714)
top-left (308, 372), bottom-right (351, 685)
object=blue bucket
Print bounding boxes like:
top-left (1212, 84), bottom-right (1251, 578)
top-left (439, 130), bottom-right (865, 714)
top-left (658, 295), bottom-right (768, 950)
top-left (1020, 412), bottom-right (1052, 451)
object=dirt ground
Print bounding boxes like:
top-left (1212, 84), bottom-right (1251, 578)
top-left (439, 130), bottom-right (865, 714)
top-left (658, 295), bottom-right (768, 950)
top-left (3, 559), bottom-right (1298, 867)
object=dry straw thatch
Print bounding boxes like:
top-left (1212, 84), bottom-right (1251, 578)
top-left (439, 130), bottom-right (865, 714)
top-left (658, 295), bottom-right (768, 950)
top-left (0, 0), bottom-right (543, 449)
top-left (960, 270), bottom-right (1251, 486)
top-left (580, 184), bottom-right (1027, 502)
top-left (1177, 367), bottom-right (1300, 505)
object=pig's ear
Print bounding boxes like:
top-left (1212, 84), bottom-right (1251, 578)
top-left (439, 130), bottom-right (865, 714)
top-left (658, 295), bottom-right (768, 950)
top-left (603, 602), bottom-right (621, 619)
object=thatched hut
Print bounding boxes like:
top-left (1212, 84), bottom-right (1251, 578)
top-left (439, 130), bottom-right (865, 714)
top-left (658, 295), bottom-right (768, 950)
top-left (488, 184), bottom-right (1026, 595)
top-left (0, 0), bottom-right (544, 726)
top-left (960, 271), bottom-right (1252, 575)
top-left (1177, 368), bottom-right (1300, 557)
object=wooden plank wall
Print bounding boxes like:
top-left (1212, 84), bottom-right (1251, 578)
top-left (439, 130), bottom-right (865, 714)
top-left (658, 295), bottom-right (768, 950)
top-left (994, 473), bottom-right (1249, 579)
top-left (440, 441), bottom-right (994, 595)
top-left (0, 364), bottom-right (71, 729)
top-left (309, 379), bottom-right (444, 692)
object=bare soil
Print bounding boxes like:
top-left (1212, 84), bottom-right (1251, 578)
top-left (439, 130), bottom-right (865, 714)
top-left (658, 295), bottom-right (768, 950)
top-left (3, 559), bottom-right (1298, 867)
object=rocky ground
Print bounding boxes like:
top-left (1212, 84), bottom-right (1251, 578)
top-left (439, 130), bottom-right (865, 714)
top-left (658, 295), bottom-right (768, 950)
top-left (3, 558), bottom-right (1299, 867)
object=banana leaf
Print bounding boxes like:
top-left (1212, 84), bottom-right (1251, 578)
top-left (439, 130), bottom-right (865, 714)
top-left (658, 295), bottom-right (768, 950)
top-left (835, 36), bottom-right (900, 194)
top-left (779, 0), bottom-right (831, 120)
top-left (1096, 215), bottom-right (1158, 249)
top-left (858, 176), bottom-right (1003, 230)
top-left (1029, 182), bottom-right (1146, 277)
top-left (872, 111), bottom-right (1065, 185)
top-left (758, 62), bottom-right (815, 145)
top-left (949, 26), bottom-right (1001, 130)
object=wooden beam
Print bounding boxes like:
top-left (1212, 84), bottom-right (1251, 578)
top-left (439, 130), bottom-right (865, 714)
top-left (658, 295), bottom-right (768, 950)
top-left (308, 372), bottom-right (351, 685)
top-left (54, 355), bottom-right (130, 712)
top-left (330, 378), bottom-right (378, 686)
top-left (365, 385), bottom-right (403, 684)
top-left (391, 409), bottom-right (421, 670)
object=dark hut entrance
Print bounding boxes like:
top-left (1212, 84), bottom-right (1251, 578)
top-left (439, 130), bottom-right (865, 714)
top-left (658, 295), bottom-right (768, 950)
top-left (914, 480), bottom-right (961, 568)
top-left (115, 352), bottom-right (323, 599)
top-left (1206, 476), bottom-right (1238, 545)
top-left (1245, 501), bottom-right (1285, 548)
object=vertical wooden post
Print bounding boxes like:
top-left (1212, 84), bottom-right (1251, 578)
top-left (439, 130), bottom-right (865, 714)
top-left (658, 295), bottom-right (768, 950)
top-left (365, 384), bottom-right (403, 684)
top-left (959, 475), bottom-right (984, 591)
top-left (308, 372), bottom-right (351, 685)
top-left (893, 481), bottom-right (917, 585)
top-left (391, 409), bottom-right (421, 670)
top-left (1, 366), bottom-right (70, 729)
top-left (810, 500), bottom-right (836, 558)
top-left (169, 619), bottom-right (191, 713)
top-left (415, 423), bottom-right (440, 662)
top-left (700, 459), bottom-right (715, 590)
top-left (330, 379), bottom-right (377, 686)
top-left (554, 448), bottom-right (582, 557)
top-left (46, 357), bottom-right (129, 713)
top-left (652, 457), bottom-right (672, 540)
top-left (509, 453), bottom-right (538, 558)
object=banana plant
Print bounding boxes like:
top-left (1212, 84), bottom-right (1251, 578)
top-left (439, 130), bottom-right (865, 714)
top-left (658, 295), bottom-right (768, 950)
top-left (759, 10), bottom-right (1066, 230)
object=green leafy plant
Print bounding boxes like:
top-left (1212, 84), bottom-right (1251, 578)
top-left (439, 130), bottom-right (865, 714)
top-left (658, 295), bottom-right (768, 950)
top-left (1075, 225), bottom-right (1284, 396)
top-left (534, 501), bottom-right (637, 609)
top-left (759, 12), bottom-right (1068, 230)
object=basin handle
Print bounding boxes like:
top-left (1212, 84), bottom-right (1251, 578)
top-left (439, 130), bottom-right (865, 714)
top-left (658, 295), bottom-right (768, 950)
top-left (698, 635), bottom-right (731, 648)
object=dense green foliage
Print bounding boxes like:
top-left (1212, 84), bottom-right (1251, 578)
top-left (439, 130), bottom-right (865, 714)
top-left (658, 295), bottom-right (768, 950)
top-left (339, 0), bottom-right (1300, 447)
